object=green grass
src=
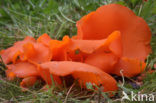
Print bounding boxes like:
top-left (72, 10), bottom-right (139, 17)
top-left (0, 0), bottom-right (156, 102)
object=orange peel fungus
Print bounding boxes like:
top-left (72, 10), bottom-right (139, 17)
top-left (0, 4), bottom-right (151, 93)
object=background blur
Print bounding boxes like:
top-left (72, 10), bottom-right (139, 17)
top-left (0, 0), bottom-right (156, 49)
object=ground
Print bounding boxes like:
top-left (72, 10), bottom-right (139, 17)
top-left (0, 0), bottom-right (156, 103)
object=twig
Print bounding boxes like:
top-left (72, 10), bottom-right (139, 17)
top-left (120, 69), bottom-right (125, 87)
top-left (126, 77), bottom-right (137, 83)
top-left (0, 97), bottom-right (6, 101)
top-left (55, 21), bottom-right (66, 39)
top-left (0, 65), bottom-right (5, 71)
top-left (0, 56), bottom-right (6, 67)
top-left (59, 8), bottom-right (76, 23)
top-left (64, 83), bottom-right (75, 103)
top-left (75, 94), bottom-right (94, 99)
top-left (0, 80), bottom-right (35, 95)
top-left (138, 4), bottom-right (143, 16)
top-left (9, 90), bottom-right (18, 102)
top-left (98, 87), bottom-right (102, 103)
top-left (0, 56), bottom-right (6, 71)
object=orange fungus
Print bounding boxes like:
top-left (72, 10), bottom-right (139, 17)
top-left (0, 4), bottom-right (152, 93)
